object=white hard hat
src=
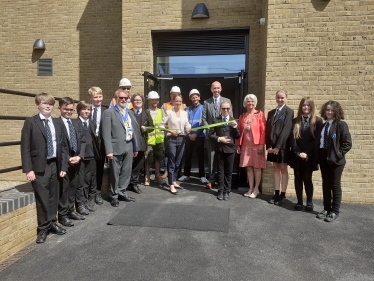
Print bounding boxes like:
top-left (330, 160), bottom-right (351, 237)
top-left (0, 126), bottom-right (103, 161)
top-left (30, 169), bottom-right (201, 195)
top-left (119, 78), bottom-right (132, 87)
top-left (147, 91), bottom-right (160, 99)
top-left (170, 86), bottom-right (181, 93)
top-left (189, 89), bottom-right (200, 97)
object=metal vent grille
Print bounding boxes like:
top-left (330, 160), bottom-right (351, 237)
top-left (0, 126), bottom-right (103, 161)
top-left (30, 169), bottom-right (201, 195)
top-left (153, 29), bottom-right (248, 56)
top-left (37, 58), bottom-right (53, 76)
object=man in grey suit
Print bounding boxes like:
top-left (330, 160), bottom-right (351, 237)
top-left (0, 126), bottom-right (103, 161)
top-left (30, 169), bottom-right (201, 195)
top-left (202, 81), bottom-right (233, 189)
top-left (102, 88), bottom-right (140, 207)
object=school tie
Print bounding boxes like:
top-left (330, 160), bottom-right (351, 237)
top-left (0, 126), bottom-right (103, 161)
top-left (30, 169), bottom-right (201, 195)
top-left (302, 116), bottom-right (308, 131)
top-left (43, 119), bottom-right (54, 157)
top-left (136, 110), bottom-right (140, 116)
top-left (67, 120), bottom-right (78, 152)
top-left (92, 107), bottom-right (97, 125)
top-left (274, 108), bottom-right (280, 119)
top-left (83, 121), bottom-right (88, 130)
top-left (223, 117), bottom-right (227, 122)
top-left (323, 122), bottom-right (330, 148)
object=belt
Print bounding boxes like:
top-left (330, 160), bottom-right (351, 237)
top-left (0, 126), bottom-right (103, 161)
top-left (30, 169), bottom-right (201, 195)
top-left (47, 158), bottom-right (56, 164)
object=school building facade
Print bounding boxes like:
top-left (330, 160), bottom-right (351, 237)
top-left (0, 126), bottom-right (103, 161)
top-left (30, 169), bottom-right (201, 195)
top-left (0, 0), bottom-right (372, 203)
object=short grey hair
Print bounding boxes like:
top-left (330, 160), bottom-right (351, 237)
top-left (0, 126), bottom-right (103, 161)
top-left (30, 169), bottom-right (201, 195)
top-left (243, 94), bottom-right (258, 107)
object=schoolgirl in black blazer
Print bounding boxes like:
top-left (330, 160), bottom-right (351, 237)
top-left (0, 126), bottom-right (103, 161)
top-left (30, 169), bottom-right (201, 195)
top-left (290, 97), bottom-right (323, 211)
top-left (315, 101), bottom-right (352, 222)
top-left (266, 90), bottom-right (294, 205)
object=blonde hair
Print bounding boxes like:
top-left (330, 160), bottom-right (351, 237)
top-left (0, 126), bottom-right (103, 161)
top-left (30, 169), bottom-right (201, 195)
top-left (293, 97), bottom-right (317, 139)
top-left (35, 93), bottom-right (55, 105)
top-left (88, 87), bottom-right (102, 97)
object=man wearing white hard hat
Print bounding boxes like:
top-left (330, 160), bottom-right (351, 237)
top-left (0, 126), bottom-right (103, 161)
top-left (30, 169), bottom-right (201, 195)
top-left (144, 91), bottom-right (166, 185)
top-left (178, 89), bottom-right (208, 184)
top-left (117, 78), bottom-right (133, 109)
top-left (160, 86), bottom-right (187, 179)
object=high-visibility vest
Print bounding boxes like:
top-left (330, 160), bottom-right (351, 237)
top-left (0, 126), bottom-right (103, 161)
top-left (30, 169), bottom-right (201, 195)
top-left (147, 109), bottom-right (164, 145)
top-left (187, 104), bottom-right (205, 138)
top-left (162, 102), bottom-right (186, 111)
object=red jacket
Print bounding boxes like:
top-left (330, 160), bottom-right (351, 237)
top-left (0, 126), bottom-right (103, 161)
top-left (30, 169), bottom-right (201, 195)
top-left (237, 110), bottom-right (266, 146)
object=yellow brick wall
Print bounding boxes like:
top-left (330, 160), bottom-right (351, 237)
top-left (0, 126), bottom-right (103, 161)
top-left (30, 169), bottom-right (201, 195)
top-left (0, 204), bottom-right (37, 262)
top-left (263, 0), bottom-right (374, 203)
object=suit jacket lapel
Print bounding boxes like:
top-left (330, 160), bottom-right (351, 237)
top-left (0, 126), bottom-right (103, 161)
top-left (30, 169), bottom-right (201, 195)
top-left (35, 115), bottom-right (47, 139)
top-left (114, 109), bottom-right (127, 130)
top-left (272, 106), bottom-right (286, 124)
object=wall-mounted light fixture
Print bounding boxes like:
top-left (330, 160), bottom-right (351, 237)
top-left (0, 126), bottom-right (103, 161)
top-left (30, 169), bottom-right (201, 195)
top-left (33, 39), bottom-right (46, 50)
top-left (192, 3), bottom-right (209, 19)
top-left (258, 18), bottom-right (266, 25)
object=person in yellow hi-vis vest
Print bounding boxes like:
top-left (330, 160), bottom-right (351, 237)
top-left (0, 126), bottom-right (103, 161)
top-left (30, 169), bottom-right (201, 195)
top-left (160, 86), bottom-right (187, 180)
top-left (144, 91), bottom-right (166, 186)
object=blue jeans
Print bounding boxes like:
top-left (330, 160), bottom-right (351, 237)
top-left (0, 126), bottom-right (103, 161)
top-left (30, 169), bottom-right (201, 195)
top-left (167, 136), bottom-right (186, 185)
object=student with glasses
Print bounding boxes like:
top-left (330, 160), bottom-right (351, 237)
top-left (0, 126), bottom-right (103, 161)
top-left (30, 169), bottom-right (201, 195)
top-left (208, 102), bottom-right (240, 201)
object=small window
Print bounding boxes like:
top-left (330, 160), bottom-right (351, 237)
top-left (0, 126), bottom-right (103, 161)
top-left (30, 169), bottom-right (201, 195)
top-left (37, 58), bottom-right (53, 76)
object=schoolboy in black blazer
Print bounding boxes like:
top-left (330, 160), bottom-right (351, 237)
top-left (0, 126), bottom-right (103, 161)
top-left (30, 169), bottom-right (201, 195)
top-left (208, 102), bottom-right (240, 201)
top-left (21, 93), bottom-right (68, 243)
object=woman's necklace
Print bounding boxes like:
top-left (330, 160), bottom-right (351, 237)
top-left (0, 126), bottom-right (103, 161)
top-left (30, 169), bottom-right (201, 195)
top-left (244, 111), bottom-right (258, 131)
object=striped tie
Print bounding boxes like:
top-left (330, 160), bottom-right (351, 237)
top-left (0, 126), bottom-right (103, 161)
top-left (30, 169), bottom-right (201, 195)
top-left (67, 120), bottom-right (78, 152)
top-left (323, 122), bottom-right (330, 148)
top-left (44, 119), bottom-right (54, 157)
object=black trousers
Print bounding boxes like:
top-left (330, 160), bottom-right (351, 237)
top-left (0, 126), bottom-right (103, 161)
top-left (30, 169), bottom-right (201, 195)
top-left (129, 151), bottom-right (145, 188)
top-left (76, 159), bottom-right (96, 207)
top-left (59, 163), bottom-right (80, 218)
top-left (319, 148), bottom-right (345, 214)
top-left (32, 160), bottom-right (58, 231)
top-left (183, 137), bottom-right (205, 177)
top-left (217, 151), bottom-right (235, 193)
top-left (95, 148), bottom-right (106, 193)
top-left (293, 165), bottom-right (314, 205)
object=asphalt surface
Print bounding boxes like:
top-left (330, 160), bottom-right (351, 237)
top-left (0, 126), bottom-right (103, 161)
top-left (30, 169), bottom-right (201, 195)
top-left (1, 178), bottom-right (374, 281)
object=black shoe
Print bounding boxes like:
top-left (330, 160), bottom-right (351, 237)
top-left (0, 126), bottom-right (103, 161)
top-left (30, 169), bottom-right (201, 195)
top-left (294, 203), bottom-right (303, 211)
top-left (268, 194), bottom-right (278, 204)
top-left (305, 203), bottom-right (314, 212)
top-left (77, 205), bottom-right (89, 216)
top-left (120, 194), bottom-right (136, 202)
top-left (217, 190), bottom-right (224, 200)
top-left (95, 193), bottom-right (104, 205)
top-left (68, 211), bottom-right (85, 220)
top-left (132, 186), bottom-right (142, 194)
top-left (59, 216), bottom-right (74, 227)
top-left (324, 212), bottom-right (339, 222)
top-left (275, 195), bottom-right (285, 206)
top-left (223, 192), bottom-right (229, 201)
top-left (36, 229), bottom-right (48, 243)
top-left (85, 202), bottom-right (95, 212)
top-left (316, 210), bottom-right (328, 219)
top-left (50, 223), bottom-right (66, 235)
top-left (111, 198), bottom-right (119, 207)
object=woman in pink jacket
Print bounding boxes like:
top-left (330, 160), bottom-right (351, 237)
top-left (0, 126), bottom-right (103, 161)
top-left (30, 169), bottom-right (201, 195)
top-left (237, 94), bottom-right (266, 198)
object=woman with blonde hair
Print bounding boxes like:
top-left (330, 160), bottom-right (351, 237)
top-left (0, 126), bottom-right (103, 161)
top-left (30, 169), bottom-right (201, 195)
top-left (237, 94), bottom-right (266, 198)
top-left (290, 97), bottom-right (322, 211)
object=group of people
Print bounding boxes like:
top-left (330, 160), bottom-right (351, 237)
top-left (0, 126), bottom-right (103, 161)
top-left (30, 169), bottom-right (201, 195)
top-left (21, 78), bottom-right (352, 244)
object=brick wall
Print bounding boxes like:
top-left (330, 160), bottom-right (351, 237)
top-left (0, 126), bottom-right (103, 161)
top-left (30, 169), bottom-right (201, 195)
top-left (262, 0), bottom-right (374, 203)
top-left (0, 204), bottom-right (37, 262)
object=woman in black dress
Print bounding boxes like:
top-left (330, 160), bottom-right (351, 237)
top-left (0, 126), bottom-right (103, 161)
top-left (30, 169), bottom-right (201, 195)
top-left (266, 90), bottom-right (294, 205)
top-left (290, 97), bottom-right (322, 211)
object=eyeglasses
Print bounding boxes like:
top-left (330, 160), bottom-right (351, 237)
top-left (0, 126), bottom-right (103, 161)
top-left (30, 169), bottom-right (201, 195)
top-left (221, 108), bottom-right (230, 110)
top-left (121, 87), bottom-right (131, 90)
top-left (118, 96), bottom-right (129, 100)
top-left (62, 108), bottom-right (75, 112)
top-left (133, 99), bottom-right (142, 102)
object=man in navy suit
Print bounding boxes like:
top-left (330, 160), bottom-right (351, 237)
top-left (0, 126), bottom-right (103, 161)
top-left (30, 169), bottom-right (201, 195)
top-left (202, 81), bottom-right (233, 189)
top-left (56, 97), bottom-right (86, 227)
top-left (21, 93), bottom-right (68, 243)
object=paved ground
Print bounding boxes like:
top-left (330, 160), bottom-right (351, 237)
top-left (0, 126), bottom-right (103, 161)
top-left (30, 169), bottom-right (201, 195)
top-left (1, 178), bottom-right (374, 281)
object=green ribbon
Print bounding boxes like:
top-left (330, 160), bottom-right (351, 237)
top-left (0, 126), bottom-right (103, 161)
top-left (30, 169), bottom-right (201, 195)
top-left (143, 120), bottom-right (236, 131)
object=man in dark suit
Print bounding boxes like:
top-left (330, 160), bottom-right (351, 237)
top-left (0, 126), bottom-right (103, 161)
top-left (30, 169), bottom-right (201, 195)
top-left (56, 97), bottom-right (86, 227)
top-left (75, 101), bottom-right (101, 214)
top-left (128, 94), bottom-right (153, 194)
top-left (21, 93), bottom-right (68, 243)
top-left (208, 102), bottom-right (240, 200)
top-left (202, 81), bottom-right (233, 189)
top-left (88, 87), bottom-right (106, 205)
top-left (102, 89), bottom-right (140, 207)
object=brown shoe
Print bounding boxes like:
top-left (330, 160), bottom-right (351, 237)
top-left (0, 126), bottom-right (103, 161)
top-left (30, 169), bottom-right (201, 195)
top-left (155, 175), bottom-right (166, 184)
top-left (144, 175), bottom-right (150, 186)
top-left (161, 173), bottom-right (168, 179)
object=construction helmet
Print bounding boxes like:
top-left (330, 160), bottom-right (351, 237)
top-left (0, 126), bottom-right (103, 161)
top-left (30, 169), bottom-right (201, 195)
top-left (119, 78), bottom-right (132, 87)
top-left (147, 91), bottom-right (160, 99)
top-left (170, 86), bottom-right (181, 93)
